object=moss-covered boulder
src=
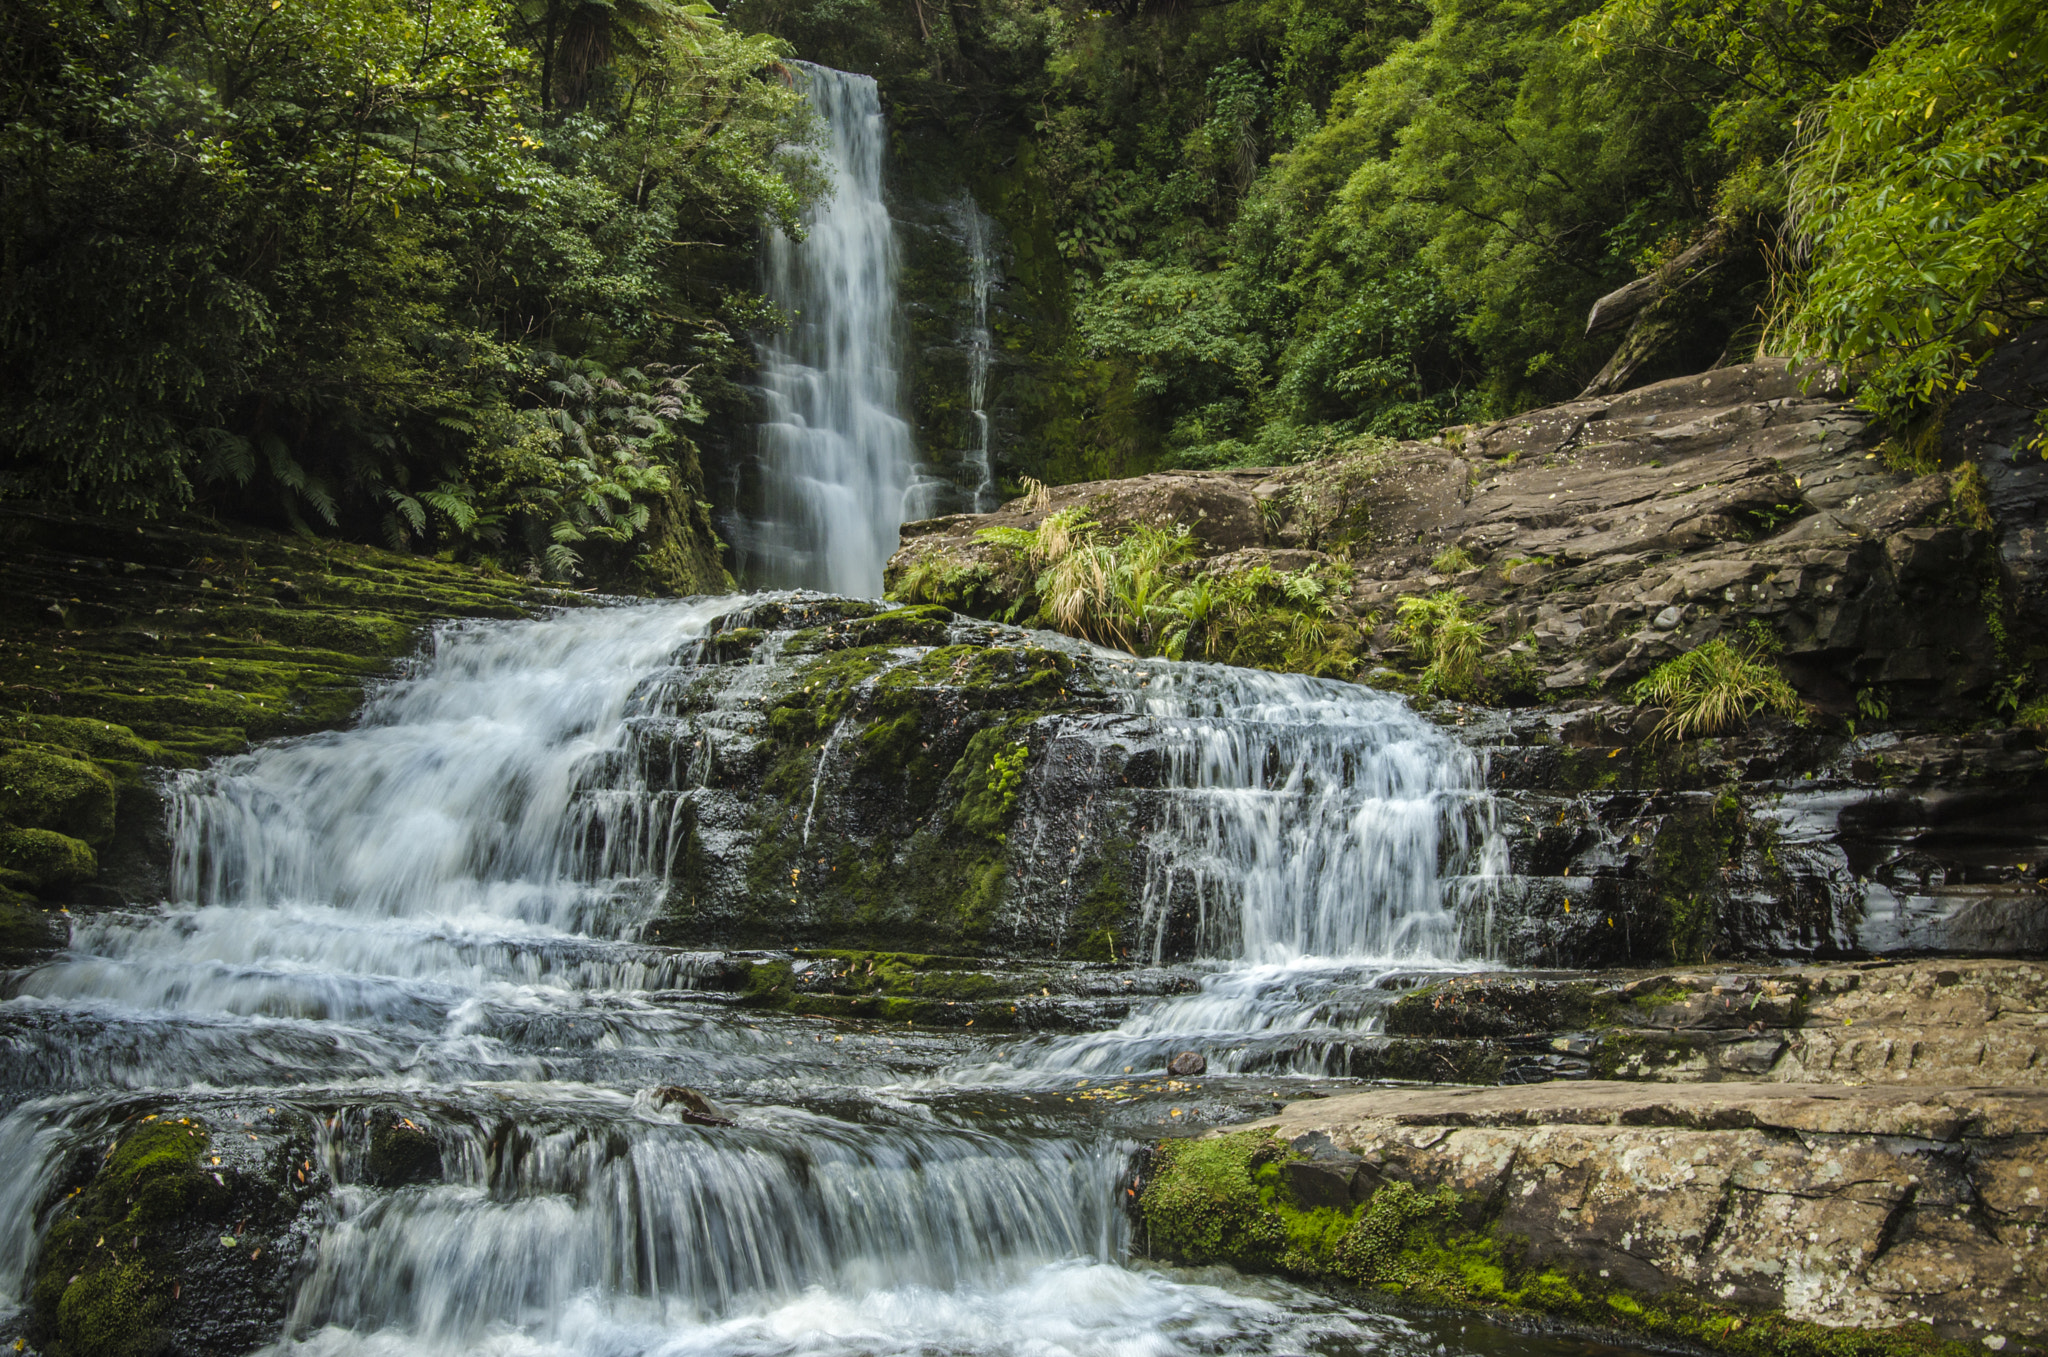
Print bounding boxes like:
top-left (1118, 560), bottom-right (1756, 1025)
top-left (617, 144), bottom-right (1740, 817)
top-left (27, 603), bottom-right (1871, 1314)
top-left (641, 598), bottom-right (1168, 959)
top-left (0, 889), bottom-right (66, 962)
top-left (0, 744), bottom-right (118, 844)
top-left (28, 1108), bottom-right (324, 1357)
top-left (0, 827), bottom-right (98, 890)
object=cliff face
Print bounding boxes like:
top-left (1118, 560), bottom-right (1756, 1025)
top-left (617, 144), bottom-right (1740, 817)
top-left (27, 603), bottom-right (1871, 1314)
top-left (888, 353), bottom-right (2048, 726)
top-left (882, 353), bottom-right (2048, 965)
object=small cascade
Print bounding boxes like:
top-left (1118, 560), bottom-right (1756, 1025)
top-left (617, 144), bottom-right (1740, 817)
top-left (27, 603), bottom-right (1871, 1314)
top-left (1122, 663), bottom-right (1500, 964)
top-left (0, 599), bottom-right (1576, 1357)
top-left (973, 659), bottom-right (1501, 1083)
top-left (287, 1105), bottom-right (1124, 1342)
top-left (740, 66), bottom-right (917, 597)
top-left (953, 193), bottom-right (1000, 513)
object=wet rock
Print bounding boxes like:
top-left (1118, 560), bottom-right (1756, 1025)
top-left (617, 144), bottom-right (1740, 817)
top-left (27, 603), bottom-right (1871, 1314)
top-left (365, 1116), bottom-right (442, 1186)
top-left (1379, 959), bottom-right (2048, 1089)
top-left (28, 1104), bottom-right (323, 1357)
top-left (652, 1086), bottom-right (735, 1127)
top-left (1277, 1155), bottom-right (1372, 1211)
top-left (1146, 1082), bottom-right (2048, 1345)
top-left (1166, 1051), bottom-right (1207, 1076)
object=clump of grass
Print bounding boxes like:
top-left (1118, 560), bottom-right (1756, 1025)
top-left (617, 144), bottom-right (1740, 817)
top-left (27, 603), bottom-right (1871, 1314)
top-left (1395, 590), bottom-right (1489, 697)
top-left (1019, 476), bottom-right (1053, 511)
top-left (1630, 635), bottom-right (1803, 740)
top-left (1430, 544), bottom-right (1477, 575)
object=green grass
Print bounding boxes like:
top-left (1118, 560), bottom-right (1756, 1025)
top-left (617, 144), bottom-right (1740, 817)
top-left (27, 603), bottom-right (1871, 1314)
top-left (1630, 636), bottom-right (1803, 740)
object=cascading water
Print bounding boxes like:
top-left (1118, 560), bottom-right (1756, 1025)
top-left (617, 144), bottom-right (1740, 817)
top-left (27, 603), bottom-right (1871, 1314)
top-left (953, 194), bottom-right (1000, 513)
top-left (0, 599), bottom-right (1575, 1357)
top-left (738, 66), bottom-right (918, 598)
top-left (963, 659), bottom-right (1502, 1084)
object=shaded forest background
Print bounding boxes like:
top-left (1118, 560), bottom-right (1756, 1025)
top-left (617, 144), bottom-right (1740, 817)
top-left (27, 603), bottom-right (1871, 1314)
top-left (1, 0), bottom-right (2041, 585)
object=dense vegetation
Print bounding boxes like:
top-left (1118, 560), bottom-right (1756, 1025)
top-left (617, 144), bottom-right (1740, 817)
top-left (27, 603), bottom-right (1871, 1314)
top-left (745, 0), bottom-right (2046, 480)
top-left (0, 0), bottom-right (820, 585)
top-left (2, 0), bottom-right (2042, 561)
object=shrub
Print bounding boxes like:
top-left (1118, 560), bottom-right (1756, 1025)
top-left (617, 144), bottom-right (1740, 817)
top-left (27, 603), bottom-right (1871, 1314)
top-left (1395, 591), bottom-right (1489, 697)
top-left (1630, 636), bottom-right (1803, 740)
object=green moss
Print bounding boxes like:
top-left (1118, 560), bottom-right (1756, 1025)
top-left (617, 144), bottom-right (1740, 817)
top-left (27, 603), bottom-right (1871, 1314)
top-left (0, 894), bottom-right (65, 960)
top-left (1137, 1131), bottom-right (1981, 1357)
top-left (1139, 1133), bottom-right (1287, 1264)
top-left (0, 745), bottom-right (118, 845)
top-left (0, 827), bottom-right (97, 889)
top-left (53, 1256), bottom-right (166, 1357)
top-left (31, 1117), bottom-right (225, 1357)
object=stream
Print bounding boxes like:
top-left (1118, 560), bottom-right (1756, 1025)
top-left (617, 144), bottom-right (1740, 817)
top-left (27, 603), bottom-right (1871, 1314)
top-left (0, 598), bottom-right (1645, 1357)
top-left (0, 64), bottom-right (1652, 1357)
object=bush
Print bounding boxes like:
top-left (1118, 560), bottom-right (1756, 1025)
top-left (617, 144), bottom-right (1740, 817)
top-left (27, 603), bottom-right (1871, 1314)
top-left (1395, 591), bottom-right (1489, 697)
top-left (1630, 636), bottom-right (1803, 739)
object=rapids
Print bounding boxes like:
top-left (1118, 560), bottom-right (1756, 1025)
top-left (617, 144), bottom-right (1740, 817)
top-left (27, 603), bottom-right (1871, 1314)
top-left (0, 597), bottom-right (1635, 1357)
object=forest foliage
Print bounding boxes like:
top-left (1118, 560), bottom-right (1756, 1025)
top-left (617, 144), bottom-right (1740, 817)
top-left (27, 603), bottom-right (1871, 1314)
top-left (2, 0), bottom-right (2042, 562)
top-left (0, 0), bottom-right (820, 584)
top-left (741, 0), bottom-right (2046, 478)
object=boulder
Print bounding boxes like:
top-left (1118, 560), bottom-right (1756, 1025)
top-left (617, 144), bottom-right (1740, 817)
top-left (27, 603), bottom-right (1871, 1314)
top-left (652, 1086), bottom-right (735, 1127)
top-left (1166, 1050), bottom-right (1207, 1077)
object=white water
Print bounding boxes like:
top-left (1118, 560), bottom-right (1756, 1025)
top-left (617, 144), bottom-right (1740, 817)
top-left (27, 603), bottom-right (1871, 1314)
top-left (741, 66), bottom-right (918, 597)
top-left (964, 660), bottom-right (1501, 1085)
top-left (953, 194), bottom-right (999, 513)
top-left (0, 600), bottom-right (1513, 1357)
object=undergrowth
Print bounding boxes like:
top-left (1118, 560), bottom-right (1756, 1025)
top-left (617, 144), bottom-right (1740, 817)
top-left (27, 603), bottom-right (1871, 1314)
top-left (1630, 634), bottom-right (1803, 739)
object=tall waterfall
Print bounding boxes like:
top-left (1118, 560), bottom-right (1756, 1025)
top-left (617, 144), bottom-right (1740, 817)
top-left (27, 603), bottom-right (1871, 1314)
top-left (742, 66), bottom-right (916, 597)
top-left (954, 194), bottom-right (999, 513)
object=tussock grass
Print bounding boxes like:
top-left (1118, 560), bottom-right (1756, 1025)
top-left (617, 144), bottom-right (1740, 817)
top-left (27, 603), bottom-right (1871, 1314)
top-left (1630, 636), bottom-right (1803, 740)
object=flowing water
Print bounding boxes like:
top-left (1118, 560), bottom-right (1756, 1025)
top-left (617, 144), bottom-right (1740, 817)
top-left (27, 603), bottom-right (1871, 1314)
top-left (737, 66), bottom-right (919, 598)
top-left (0, 598), bottom-right (1634, 1357)
top-left (952, 194), bottom-right (999, 514)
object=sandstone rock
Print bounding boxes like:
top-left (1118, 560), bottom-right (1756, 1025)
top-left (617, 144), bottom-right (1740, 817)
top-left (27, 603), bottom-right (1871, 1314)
top-left (1231, 1080), bottom-right (2048, 1341)
top-left (1166, 1050), bottom-right (1207, 1076)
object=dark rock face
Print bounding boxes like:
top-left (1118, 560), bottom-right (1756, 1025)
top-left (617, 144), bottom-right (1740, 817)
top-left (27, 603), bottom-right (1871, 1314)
top-left (364, 1116), bottom-right (443, 1187)
top-left (651, 1087), bottom-right (734, 1126)
top-left (611, 598), bottom-right (1175, 960)
top-left (26, 1103), bottom-right (326, 1357)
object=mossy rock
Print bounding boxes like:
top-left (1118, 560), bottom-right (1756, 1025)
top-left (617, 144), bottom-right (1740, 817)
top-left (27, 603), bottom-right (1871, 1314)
top-left (0, 827), bottom-right (98, 890)
top-left (0, 744), bottom-right (117, 845)
top-left (1137, 1130), bottom-right (1984, 1357)
top-left (1, 714), bottom-right (166, 765)
top-left (31, 1119), bottom-right (223, 1357)
top-left (0, 892), bottom-right (66, 961)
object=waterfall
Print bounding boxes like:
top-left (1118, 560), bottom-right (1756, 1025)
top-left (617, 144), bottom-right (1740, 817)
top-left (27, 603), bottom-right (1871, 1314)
top-left (965, 659), bottom-right (1501, 1083)
top-left (740, 65), bottom-right (917, 598)
top-left (954, 194), bottom-right (999, 513)
top-left (0, 600), bottom-right (1517, 1357)
top-left (1119, 663), bottom-right (1497, 964)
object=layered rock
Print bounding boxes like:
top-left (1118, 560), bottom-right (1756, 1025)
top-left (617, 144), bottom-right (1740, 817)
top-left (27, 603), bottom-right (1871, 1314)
top-left (1367, 959), bottom-right (2048, 1086)
top-left (888, 356), bottom-right (2048, 725)
top-left (0, 507), bottom-right (551, 945)
top-left (1139, 1081), bottom-right (2048, 1351)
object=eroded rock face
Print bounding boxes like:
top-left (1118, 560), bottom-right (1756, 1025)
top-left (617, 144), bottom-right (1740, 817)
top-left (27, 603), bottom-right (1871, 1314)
top-left (889, 356), bottom-right (2048, 728)
top-left (616, 597), bottom-right (1168, 960)
top-left (1377, 960), bottom-right (2048, 1087)
top-left (1140, 1082), bottom-right (2048, 1348)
